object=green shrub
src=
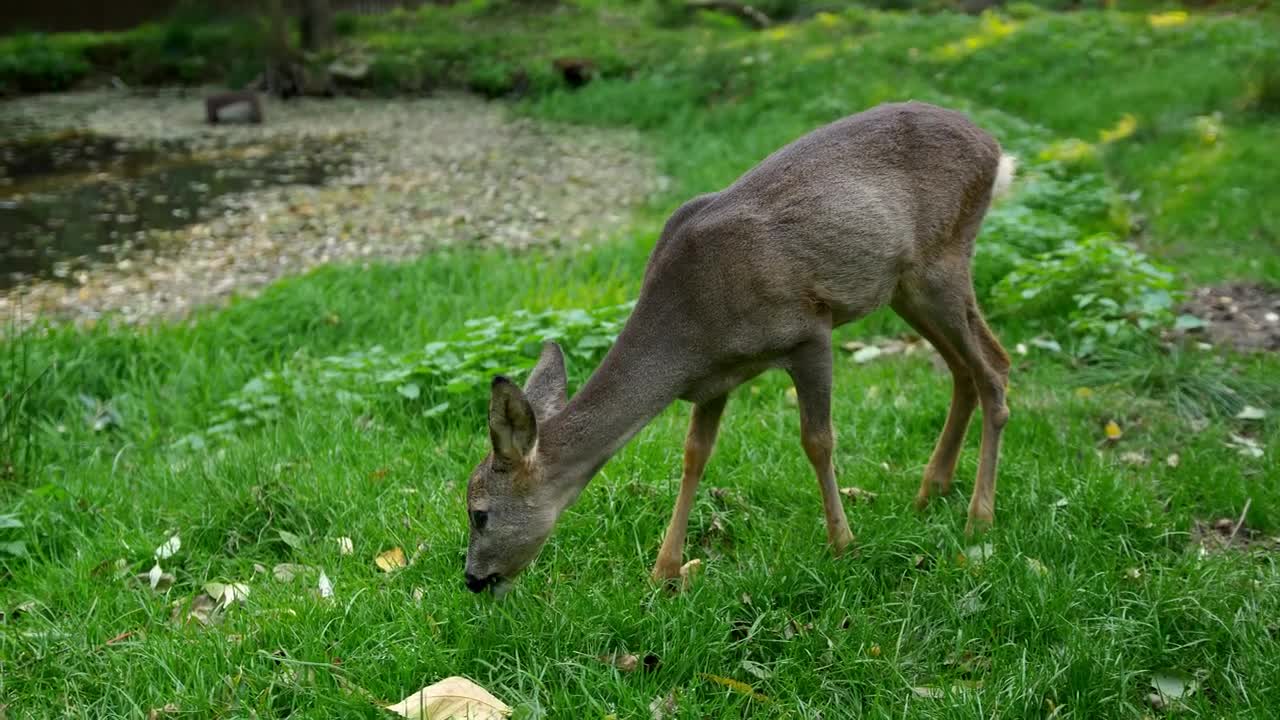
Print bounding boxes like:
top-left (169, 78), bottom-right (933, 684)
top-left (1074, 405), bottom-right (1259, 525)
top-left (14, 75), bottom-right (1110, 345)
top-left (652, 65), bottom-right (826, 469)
top-left (991, 234), bottom-right (1181, 355)
top-left (181, 302), bottom-right (634, 449)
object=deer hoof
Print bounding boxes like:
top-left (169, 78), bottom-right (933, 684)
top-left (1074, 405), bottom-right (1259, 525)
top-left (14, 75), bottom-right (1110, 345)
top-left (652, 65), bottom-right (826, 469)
top-left (964, 514), bottom-right (993, 537)
top-left (650, 560), bottom-right (682, 583)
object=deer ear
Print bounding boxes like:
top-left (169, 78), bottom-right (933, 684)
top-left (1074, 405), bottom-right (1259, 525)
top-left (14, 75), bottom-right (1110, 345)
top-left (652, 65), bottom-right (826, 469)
top-left (489, 376), bottom-right (537, 466)
top-left (523, 341), bottom-right (567, 421)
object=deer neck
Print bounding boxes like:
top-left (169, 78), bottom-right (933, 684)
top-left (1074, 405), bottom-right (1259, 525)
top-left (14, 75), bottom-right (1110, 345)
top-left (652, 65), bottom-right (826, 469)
top-left (540, 310), bottom-right (689, 505)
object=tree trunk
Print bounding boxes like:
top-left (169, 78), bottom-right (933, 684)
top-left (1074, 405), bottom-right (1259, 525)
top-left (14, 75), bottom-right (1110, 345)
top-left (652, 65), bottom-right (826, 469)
top-left (300, 0), bottom-right (334, 53)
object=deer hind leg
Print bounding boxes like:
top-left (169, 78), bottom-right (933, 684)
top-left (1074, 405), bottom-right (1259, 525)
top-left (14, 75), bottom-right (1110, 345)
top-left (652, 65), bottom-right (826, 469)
top-left (897, 261), bottom-right (1010, 535)
top-left (652, 394), bottom-right (728, 581)
top-left (891, 297), bottom-right (978, 509)
top-left (786, 336), bottom-right (855, 555)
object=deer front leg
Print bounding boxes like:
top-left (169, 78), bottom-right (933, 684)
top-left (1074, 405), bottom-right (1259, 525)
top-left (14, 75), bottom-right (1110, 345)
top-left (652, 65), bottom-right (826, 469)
top-left (787, 337), bottom-right (855, 555)
top-left (652, 395), bottom-right (728, 582)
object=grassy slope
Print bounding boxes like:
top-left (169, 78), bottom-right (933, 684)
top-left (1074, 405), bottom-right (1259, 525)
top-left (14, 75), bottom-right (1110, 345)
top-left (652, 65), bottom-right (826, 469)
top-left (3, 4), bottom-right (1280, 718)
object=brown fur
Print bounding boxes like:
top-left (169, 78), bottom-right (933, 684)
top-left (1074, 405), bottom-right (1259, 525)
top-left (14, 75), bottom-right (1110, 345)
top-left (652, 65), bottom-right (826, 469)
top-left (464, 101), bottom-right (1013, 591)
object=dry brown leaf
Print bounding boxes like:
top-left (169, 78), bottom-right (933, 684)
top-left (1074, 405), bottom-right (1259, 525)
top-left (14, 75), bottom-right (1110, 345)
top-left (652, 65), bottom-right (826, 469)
top-left (384, 676), bottom-right (511, 719)
top-left (147, 703), bottom-right (179, 719)
top-left (598, 652), bottom-right (640, 673)
top-left (375, 546), bottom-right (407, 572)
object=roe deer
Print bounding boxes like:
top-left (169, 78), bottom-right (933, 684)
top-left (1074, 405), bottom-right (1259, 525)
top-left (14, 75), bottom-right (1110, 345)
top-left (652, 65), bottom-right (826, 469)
top-left (463, 101), bottom-right (1015, 595)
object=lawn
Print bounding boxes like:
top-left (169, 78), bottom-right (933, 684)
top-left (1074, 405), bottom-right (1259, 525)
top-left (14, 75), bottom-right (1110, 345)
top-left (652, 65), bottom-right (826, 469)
top-left (3, 2), bottom-right (1280, 718)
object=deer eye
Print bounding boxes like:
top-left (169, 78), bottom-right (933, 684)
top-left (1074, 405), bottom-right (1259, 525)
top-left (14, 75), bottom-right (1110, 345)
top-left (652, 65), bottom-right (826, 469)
top-left (470, 510), bottom-right (489, 532)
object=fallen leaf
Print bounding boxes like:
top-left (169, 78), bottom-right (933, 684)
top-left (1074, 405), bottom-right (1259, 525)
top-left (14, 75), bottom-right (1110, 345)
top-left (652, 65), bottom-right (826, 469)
top-left (1165, 453), bottom-right (1181, 468)
top-left (1029, 337), bottom-right (1062, 353)
top-left (104, 630), bottom-right (135, 646)
top-left (963, 543), bottom-right (994, 566)
top-left (868, 644), bottom-right (881, 657)
top-left (385, 676), bottom-right (511, 719)
top-left (1151, 671), bottom-right (1197, 705)
top-left (177, 594), bottom-right (219, 625)
top-left (1119, 451), bottom-right (1150, 466)
top-left (273, 563), bottom-right (311, 582)
top-left (679, 558), bottom-right (703, 590)
top-left (1104, 420), bottom-right (1123, 441)
top-left (278, 530), bottom-right (304, 550)
top-left (912, 686), bottom-right (945, 699)
top-left (784, 387), bottom-right (798, 405)
top-left (337, 537), bottom-right (354, 555)
top-left (852, 346), bottom-right (882, 364)
top-left (141, 563), bottom-right (175, 591)
top-left (1235, 405), bottom-right (1266, 421)
top-left (147, 703), bottom-right (179, 719)
top-left (1015, 342), bottom-right (1028, 356)
top-left (154, 534), bottom-right (181, 560)
top-left (841, 340), bottom-right (867, 353)
top-left (318, 570), bottom-right (334, 599)
top-left (649, 690), bottom-right (679, 720)
top-left (700, 673), bottom-right (771, 703)
top-left (375, 547), bottom-right (408, 572)
top-left (1024, 556), bottom-right (1048, 576)
top-left (1227, 433), bottom-right (1264, 458)
top-left (412, 587), bottom-right (426, 604)
top-left (1125, 567), bottom-right (1142, 580)
top-left (839, 486), bottom-right (878, 504)
top-left (203, 582), bottom-right (250, 606)
top-left (598, 652), bottom-right (640, 672)
top-left (739, 659), bottom-right (772, 680)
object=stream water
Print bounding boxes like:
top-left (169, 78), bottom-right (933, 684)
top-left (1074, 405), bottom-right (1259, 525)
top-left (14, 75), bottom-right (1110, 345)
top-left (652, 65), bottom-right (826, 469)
top-left (0, 127), bottom-right (352, 290)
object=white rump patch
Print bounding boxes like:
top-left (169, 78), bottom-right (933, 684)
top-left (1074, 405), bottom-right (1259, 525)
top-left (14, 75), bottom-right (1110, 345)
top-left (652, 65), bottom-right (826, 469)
top-left (991, 154), bottom-right (1017, 199)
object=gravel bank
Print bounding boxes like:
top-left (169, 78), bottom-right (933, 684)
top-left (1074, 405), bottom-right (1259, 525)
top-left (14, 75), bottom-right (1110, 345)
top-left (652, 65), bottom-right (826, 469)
top-left (0, 90), bottom-right (664, 325)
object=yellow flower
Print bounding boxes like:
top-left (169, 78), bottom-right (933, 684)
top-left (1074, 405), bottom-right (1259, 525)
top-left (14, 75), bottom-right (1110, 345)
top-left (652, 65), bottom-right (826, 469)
top-left (766, 26), bottom-right (793, 42)
top-left (932, 11), bottom-right (1021, 61)
top-left (1037, 138), bottom-right (1097, 164)
top-left (814, 11), bottom-right (841, 28)
top-left (1098, 113), bottom-right (1137, 144)
top-left (1148, 10), bottom-right (1189, 28)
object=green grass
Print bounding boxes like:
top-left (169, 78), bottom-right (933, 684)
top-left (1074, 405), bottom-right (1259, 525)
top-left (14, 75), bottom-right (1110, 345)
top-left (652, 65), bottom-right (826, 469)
top-left (4, 2), bottom-right (1280, 717)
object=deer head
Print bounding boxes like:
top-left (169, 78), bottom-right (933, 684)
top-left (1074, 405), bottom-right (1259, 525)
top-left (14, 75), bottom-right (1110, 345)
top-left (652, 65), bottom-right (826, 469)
top-left (464, 342), bottom-right (570, 596)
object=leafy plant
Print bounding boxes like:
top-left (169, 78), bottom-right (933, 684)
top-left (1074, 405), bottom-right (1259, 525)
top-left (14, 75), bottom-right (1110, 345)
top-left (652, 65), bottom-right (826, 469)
top-left (180, 302), bottom-right (635, 448)
top-left (991, 234), bottom-right (1182, 356)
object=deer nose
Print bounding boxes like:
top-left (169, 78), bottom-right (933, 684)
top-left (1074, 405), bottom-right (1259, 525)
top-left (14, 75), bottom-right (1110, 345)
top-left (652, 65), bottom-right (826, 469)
top-left (464, 572), bottom-right (496, 593)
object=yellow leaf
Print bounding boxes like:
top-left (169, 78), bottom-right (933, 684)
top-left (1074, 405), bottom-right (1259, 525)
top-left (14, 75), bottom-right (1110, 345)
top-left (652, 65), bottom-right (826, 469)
top-left (1099, 113), bottom-right (1138, 144)
top-left (699, 673), bottom-right (771, 703)
top-left (1105, 420), bottom-right (1123, 440)
top-left (375, 547), bottom-right (407, 572)
top-left (1147, 10), bottom-right (1188, 28)
top-left (385, 676), bottom-right (511, 719)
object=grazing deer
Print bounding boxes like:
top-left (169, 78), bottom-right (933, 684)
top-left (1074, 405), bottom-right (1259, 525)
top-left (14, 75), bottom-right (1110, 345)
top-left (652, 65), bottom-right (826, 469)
top-left (464, 101), bottom-right (1015, 595)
